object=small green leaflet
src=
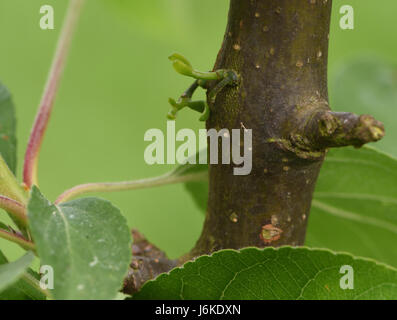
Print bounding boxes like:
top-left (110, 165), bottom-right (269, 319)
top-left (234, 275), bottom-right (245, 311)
top-left (28, 186), bottom-right (132, 300)
top-left (0, 81), bottom-right (17, 173)
top-left (133, 247), bottom-right (397, 300)
top-left (0, 251), bottom-right (34, 294)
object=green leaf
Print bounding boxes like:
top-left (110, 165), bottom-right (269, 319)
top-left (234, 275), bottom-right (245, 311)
top-left (0, 251), bottom-right (34, 294)
top-left (133, 247), bottom-right (397, 300)
top-left (0, 249), bottom-right (8, 264)
top-left (0, 221), bottom-right (10, 232)
top-left (28, 186), bottom-right (132, 300)
top-left (0, 81), bottom-right (17, 173)
top-left (307, 146), bottom-right (397, 267)
top-left (169, 53), bottom-right (192, 68)
top-left (331, 57), bottom-right (397, 157)
top-left (0, 271), bottom-right (46, 300)
top-left (0, 249), bottom-right (45, 300)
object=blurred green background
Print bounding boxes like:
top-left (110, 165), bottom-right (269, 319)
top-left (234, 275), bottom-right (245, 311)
top-left (0, 0), bottom-right (396, 261)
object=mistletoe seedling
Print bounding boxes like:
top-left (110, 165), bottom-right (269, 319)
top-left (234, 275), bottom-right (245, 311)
top-left (167, 53), bottom-right (239, 121)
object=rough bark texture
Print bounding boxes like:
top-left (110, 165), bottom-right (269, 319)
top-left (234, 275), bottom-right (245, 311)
top-left (188, 0), bottom-right (383, 257)
top-left (123, 230), bottom-right (177, 295)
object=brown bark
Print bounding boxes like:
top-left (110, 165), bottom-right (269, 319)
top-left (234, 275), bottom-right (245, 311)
top-left (123, 230), bottom-right (177, 295)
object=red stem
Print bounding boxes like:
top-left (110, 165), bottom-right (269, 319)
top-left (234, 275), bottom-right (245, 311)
top-left (0, 228), bottom-right (35, 252)
top-left (0, 195), bottom-right (27, 227)
top-left (23, 0), bottom-right (85, 188)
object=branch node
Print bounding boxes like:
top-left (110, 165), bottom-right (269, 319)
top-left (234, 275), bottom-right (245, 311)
top-left (313, 112), bottom-right (385, 149)
top-left (122, 230), bottom-right (177, 295)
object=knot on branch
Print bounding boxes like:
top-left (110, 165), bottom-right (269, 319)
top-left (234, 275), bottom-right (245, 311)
top-left (122, 230), bottom-right (177, 295)
top-left (270, 103), bottom-right (385, 160)
top-left (309, 111), bottom-right (385, 149)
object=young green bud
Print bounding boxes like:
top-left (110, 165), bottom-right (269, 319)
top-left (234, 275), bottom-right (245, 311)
top-left (168, 53), bottom-right (192, 68)
top-left (171, 60), bottom-right (194, 77)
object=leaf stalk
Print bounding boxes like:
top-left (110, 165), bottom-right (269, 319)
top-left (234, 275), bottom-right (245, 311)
top-left (23, 0), bottom-right (85, 188)
top-left (55, 171), bottom-right (207, 204)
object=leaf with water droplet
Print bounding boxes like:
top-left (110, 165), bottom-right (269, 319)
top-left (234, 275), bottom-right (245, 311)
top-left (28, 186), bottom-right (132, 300)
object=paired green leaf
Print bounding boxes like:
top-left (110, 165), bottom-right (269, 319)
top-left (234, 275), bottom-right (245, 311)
top-left (0, 81), bottom-right (17, 174)
top-left (169, 53), bottom-right (195, 77)
top-left (0, 251), bottom-right (34, 294)
top-left (28, 186), bottom-right (132, 300)
top-left (133, 247), bottom-right (397, 300)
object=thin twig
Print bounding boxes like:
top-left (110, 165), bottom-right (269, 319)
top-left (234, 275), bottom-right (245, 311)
top-left (0, 228), bottom-right (35, 252)
top-left (55, 171), bottom-right (207, 204)
top-left (23, 0), bottom-right (85, 188)
top-left (0, 195), bottom-right (27, 227)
